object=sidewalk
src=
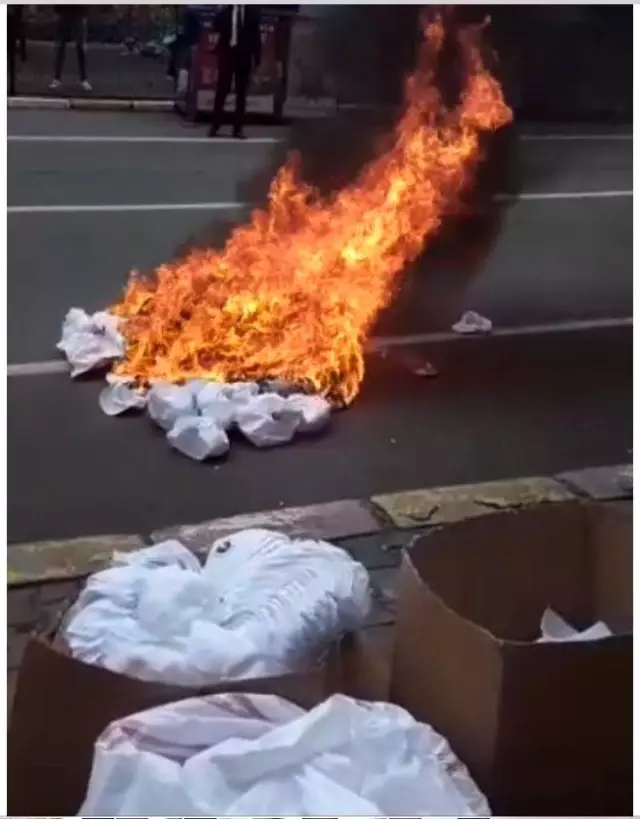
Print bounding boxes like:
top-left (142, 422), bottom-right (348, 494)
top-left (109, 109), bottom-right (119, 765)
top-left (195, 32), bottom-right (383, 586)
top-left (7, 463), bottom-right (631, 709)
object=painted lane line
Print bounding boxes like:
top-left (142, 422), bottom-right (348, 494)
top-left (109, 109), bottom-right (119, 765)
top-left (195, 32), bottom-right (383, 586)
top-left (8, 134), bottom-right (284, 145)
top-left (495, 190), bottom-right (632, 202)
top-left (367, 316), bottom-right (633, 351)
top-left (7, 189), bottom-right (634, 215)
top-left (519, 133), bottom-right (632, 142)
top-left (8, 202), bottom-right (250, 214)
top-left (8, 317), bottom-right (632, 378)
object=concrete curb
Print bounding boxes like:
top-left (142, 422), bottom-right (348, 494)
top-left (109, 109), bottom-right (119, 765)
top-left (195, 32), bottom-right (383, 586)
top-left (7, 463), bottom-right (631, 587)
top-left (8, 95), bottom-right (337, 115)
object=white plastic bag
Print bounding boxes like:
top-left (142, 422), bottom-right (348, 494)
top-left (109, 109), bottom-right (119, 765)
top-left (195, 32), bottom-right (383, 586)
top-left (64, 529), bottom-right (371, 686)
top-left (57, 307), bottom-right (124, 376)
top-left (236, 393), bottom-right (302, 447)
top-left (98, 382), bottom-right (147, 416)
top-left (167, 416), bottom-right (230, 461)
top-left (286, 394), bottom-right (331, 433)
top-left (451, 310), bottom-right (493, 335)
top-left (147, 383), bottom-right (195, 431)
top-left (80, 693), bottom-right (490, 816)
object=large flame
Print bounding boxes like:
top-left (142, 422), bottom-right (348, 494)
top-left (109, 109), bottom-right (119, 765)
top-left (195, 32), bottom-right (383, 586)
top-left (111, 17), bottom-right (511, 406)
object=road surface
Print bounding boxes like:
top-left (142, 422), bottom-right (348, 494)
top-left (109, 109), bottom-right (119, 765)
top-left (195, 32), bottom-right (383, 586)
top-left (7, 109), bottom-right (632, 543)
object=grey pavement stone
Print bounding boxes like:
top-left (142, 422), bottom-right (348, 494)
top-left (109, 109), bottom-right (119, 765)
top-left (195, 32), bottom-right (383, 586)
top-left (556, 464), bottom-right (633, 500)
top-left (152, 499), bottom-right (382, 552)
top-left (338, 526), bottom-right (433, 571)
top-left (7, 586), bottom-right (40, 628)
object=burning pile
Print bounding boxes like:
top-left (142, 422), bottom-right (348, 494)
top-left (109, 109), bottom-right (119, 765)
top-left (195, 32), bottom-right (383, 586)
top-left (59, 16), bottom-right (511, 460)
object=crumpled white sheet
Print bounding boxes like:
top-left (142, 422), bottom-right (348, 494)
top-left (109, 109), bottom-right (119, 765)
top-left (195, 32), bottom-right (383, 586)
top-left (167, 415), bottom-right (230, 461)
top-left (451, 310), bottom-right (493, 335)
top-left (57, 308), bottom-right (124, 376)
top-left (147, 383), bottom-right (195, 431)
top-left (286, 394), bottom-right (332, 434)
top-left (194, 383), bottom-right (237, 430)
top-left (236, 393), bottom-right (303, 447)
top-left (80, 693), bottom-right (490, 816)
top-left (538, 607), bottom-right (612, 643)
top-left (64, 528), bottom-right (371, 686)
top-left (99, 382), bottom-right (147, 416)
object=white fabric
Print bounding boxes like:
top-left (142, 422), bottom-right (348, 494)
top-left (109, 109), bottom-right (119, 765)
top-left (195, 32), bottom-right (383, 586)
top-left (57, 308), bottom-right (124, 377)
top-left (236, 393), bottom-right (302, 447)
top-left (286, 394), bottom-right (331, 434)
top-left (64, 529), bottom-right (371, 686)
top-left (167, 415), bottom-right (230, 461)
top-left (147, 383), bottom-right (195, 431)
top-left (80, 693), bottom-right (490, 816)
top-left (451, 310), bottom-right (493, 335)
top-left (99, 382), bottom-right (147, 416)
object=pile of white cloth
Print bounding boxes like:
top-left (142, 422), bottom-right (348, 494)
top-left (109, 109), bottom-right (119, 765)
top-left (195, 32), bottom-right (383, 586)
top-left (64, 528), bottom-right (371, 686)
top-left (80, 692), bottom-right (490, 816)
top-left (58, 308), bottom-right (332, 460)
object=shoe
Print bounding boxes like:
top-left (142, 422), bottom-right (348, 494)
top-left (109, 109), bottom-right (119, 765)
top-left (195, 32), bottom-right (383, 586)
top-left (232, 129), bottom-right (246, 140)
top-left (49, 78), bottom-right (62, 90)
top-left (208, 125), bottom-right (221, 138)
top-left (81, 80), bottom-right (92, 92)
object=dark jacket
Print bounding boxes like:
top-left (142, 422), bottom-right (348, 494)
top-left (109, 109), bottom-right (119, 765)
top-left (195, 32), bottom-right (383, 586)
top-left (55, 5), bottom-right (86, 19)
top-left (214, 5), bottom-right (262, 63)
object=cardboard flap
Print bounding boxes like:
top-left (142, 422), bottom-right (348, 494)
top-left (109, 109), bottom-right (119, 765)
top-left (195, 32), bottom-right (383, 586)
top-left (406, 503), bottom-right (590, 640)
top-left (8, 635), bottom-right (333, 816)
top-left (391, 551), bottom-right (503, 786)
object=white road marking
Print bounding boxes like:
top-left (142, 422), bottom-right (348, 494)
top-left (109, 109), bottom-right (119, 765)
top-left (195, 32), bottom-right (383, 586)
top-left (8, 202), bottom-right (250, 214)
top-left (8, 134), bottom-right (284, 145)
top-left (495, 190), bottom-right (632, 202)
top-left (7, 189), bottom-right (634, 215)
top-left (8, 317), bottom-right (632, 378)
top-left (520, 133), bottom-right (632, 142)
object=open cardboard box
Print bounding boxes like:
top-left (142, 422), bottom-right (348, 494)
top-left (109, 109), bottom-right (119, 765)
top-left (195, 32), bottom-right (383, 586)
top-left (8, 613), bottom-right (342, 816)
top-left (391, 500), bottom-right (632, 816)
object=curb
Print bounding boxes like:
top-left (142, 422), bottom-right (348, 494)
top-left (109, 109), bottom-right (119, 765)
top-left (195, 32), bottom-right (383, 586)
top-left (8, 95), bottom-right (337, 116)
top-left (7, 463), bottom-right (632, 587)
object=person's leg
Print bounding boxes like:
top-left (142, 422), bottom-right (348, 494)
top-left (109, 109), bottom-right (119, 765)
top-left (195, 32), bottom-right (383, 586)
top-left (209, 48), bottom-right (233, 135)
top-left (232, 54), bottom-right (251, 138)
top-left (74, 19), bottom-right (89, 86)
top-left (8, 22), bottom-right (16, 96)
top-left (52, 17), bottom-right (70, 84)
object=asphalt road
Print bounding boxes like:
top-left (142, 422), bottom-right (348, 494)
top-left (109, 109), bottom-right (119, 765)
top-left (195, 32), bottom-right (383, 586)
top-left (7, 109), bottom-right (632, 543)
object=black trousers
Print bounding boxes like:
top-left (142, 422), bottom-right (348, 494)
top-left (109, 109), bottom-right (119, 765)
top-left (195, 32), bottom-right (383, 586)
top-left (54, 16), bottom-right (87, 81)
top-left (211, 46), bottom-right (252, 133)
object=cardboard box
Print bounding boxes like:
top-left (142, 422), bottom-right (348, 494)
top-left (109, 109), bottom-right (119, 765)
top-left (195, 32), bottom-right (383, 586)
top-left (8, 628), bottom-right (340, 816)
top-left (337, 624), bottom-right (394, 701)
top-left (390, 500), bottom-right (632, 816)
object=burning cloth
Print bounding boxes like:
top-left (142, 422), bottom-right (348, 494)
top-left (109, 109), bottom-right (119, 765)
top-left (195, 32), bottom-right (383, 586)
top-left (58, 17), bottom-right (511, 457)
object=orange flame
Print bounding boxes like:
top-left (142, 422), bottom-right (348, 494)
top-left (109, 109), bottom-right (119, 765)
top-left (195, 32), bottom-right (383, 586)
top-left (111, 17), bottom-right (511, 406)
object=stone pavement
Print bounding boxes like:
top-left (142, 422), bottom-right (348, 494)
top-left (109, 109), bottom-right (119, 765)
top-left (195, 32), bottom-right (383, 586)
top-left (7, 463), bottom-right (632, 709)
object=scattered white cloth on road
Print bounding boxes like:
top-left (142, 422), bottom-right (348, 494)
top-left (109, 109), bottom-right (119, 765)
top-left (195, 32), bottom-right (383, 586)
top-left (58, 306), bottom-right (333, 463)
top-left (236, 393), bottom-right (303, 447)
top-left (80, 692), bottom-right (490, 816)
top-left (64, 528), bottom-right (371, 686)
top-left (451, 310), bottom-right (493, 335)
top-left (57, 308), bottom-right (124, 376)
top-left (286, 394), bottom-right (332, 433)
top-left (194, 383), bottom-right (237, 430)
top-left (99, 382), bottom-right (147, 416)
top-left (167, 415), bottom-right (230, 461)
top-left (147, 383), bottom-right (196, 431)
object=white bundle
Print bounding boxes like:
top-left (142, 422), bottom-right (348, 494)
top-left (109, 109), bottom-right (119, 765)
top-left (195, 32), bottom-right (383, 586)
top-left (81, 693), bottom-right (490, 816)
top-left (64, 529), bottom-right (371, 686)
top-left (57, 308), bottom-right (124, 377)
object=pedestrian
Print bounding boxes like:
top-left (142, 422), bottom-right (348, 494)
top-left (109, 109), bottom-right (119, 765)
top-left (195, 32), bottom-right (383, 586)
top-left (50, 5), bottom-right (92, 91)
top-left (209, 5), bottom-right (262, 140)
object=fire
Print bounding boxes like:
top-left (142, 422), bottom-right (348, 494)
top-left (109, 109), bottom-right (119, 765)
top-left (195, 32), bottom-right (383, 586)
top-left (111, 17), bottom-right (511, 406)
